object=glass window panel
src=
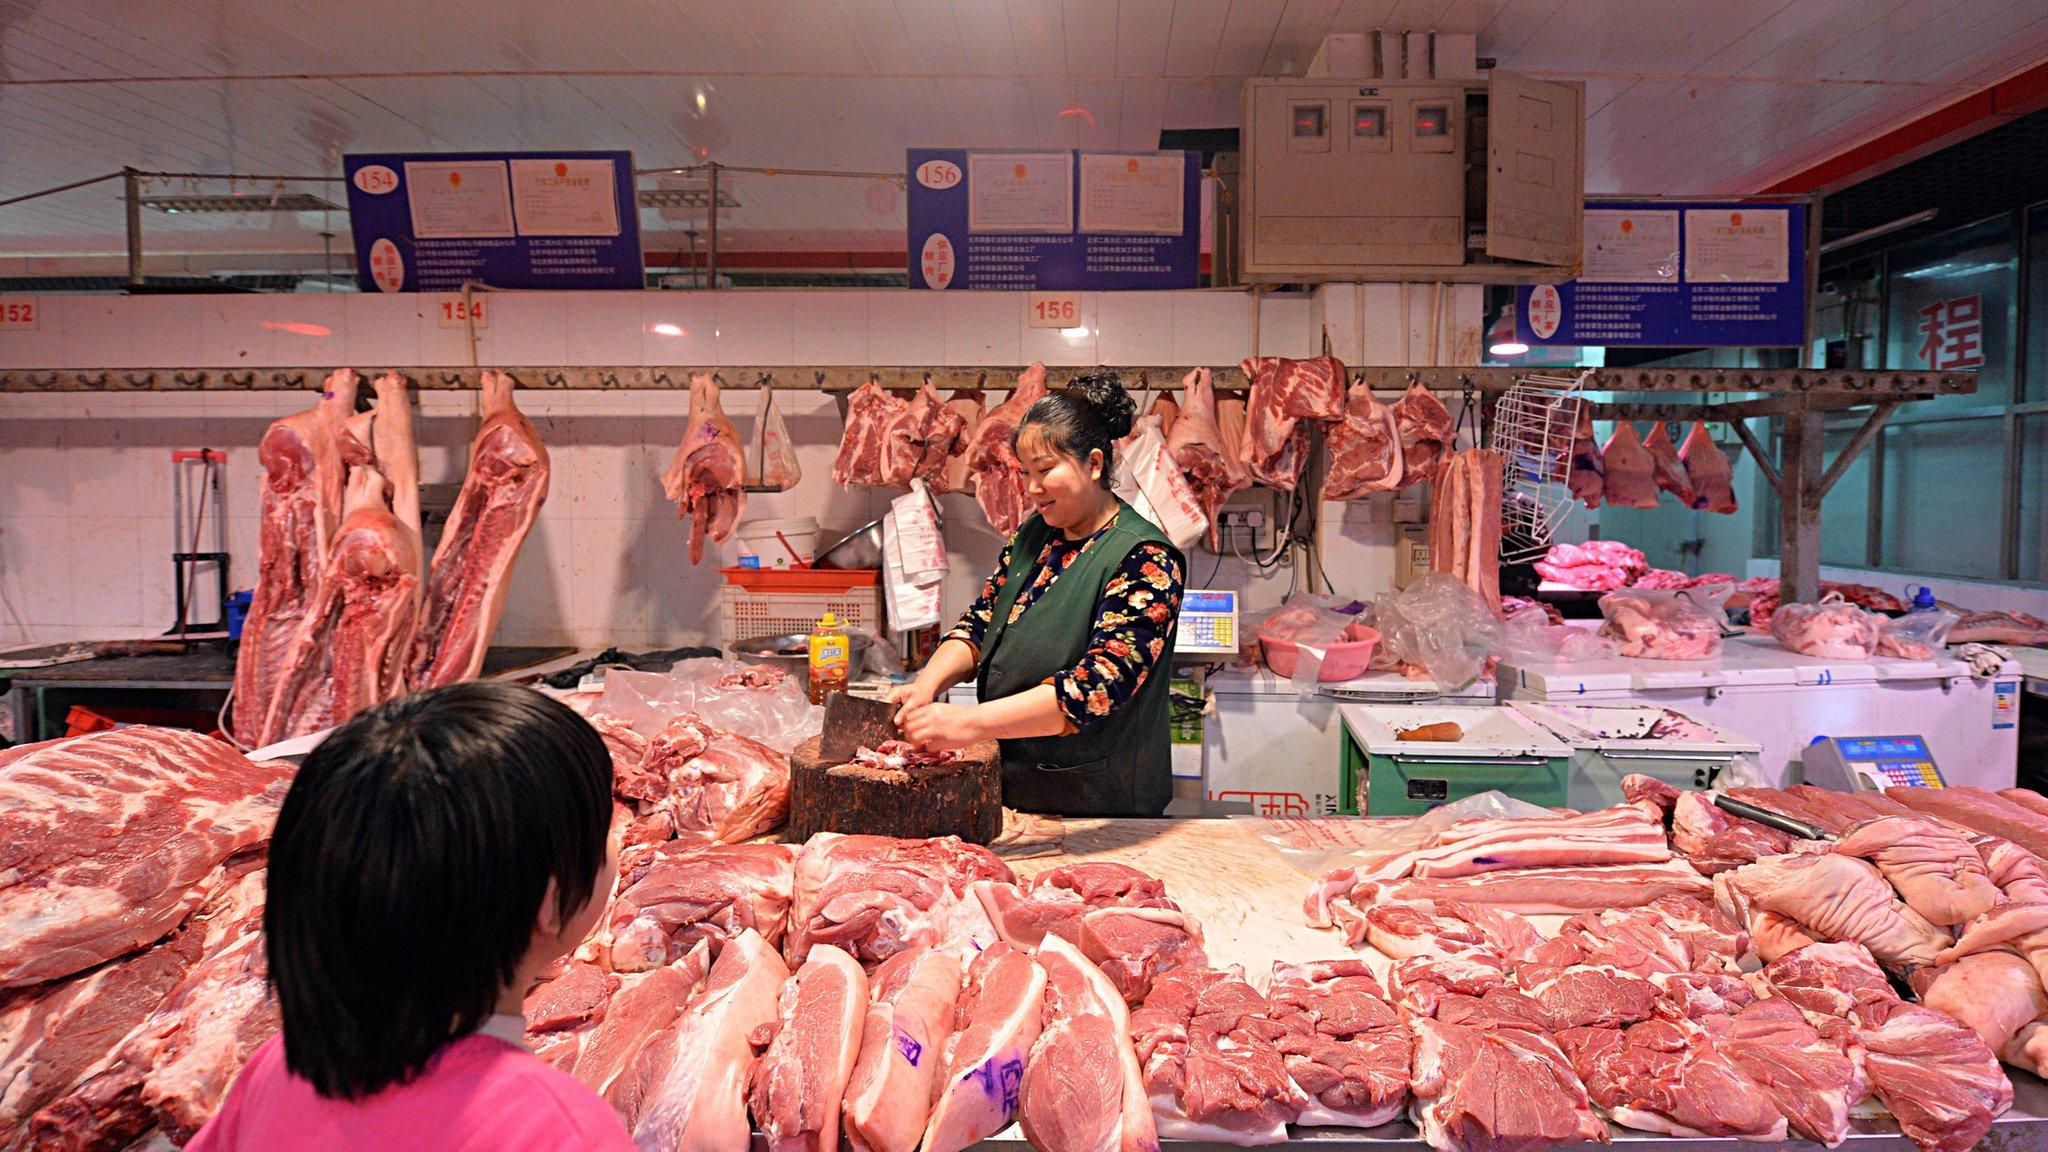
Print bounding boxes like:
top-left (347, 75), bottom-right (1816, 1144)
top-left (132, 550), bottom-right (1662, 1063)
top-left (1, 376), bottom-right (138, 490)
top-left (1878, 418), bottom-right (2005, 580)
top-left (1819, 425), bottom-right (1873, 568)
top-left (2028, 204), bottom-right (2048, 402)
top-left (1883, 216), bottom-right (2016, 411)
top-left (2023, 415), bottom-right (2048, 582)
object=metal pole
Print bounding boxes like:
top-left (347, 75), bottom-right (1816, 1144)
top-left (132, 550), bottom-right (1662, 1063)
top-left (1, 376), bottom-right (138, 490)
top-left (706, 162), bottom-right (719, 290)
top-left (1779, 402), bottom-right (1824, 603)
top-left (123, 167), bottom-right (143, 287)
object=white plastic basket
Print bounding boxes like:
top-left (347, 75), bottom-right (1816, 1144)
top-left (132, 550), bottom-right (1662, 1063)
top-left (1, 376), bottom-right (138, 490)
top-left (719, 580), bottom-right (884, 646)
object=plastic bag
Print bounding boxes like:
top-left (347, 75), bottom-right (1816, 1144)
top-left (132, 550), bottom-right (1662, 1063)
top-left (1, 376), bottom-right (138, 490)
top-left (1597, 588), bottom-right (1724, 660)
top-left (749, 388), bottom-right (801, 490)
top-left (1113, 414), bottom-right (1208, 550)
top-left (1876, 606), bottom-right (1959, 661)
top-left (1235, 789), bottom-right (1556, 876)
top-left (1248, 595), bottom-right (1376, 686)
top-left (1498, 603), bottom-right (1617, 664)
top-left (597, 657), bottom-right (822, 753)
top-left (1768, 593), bottom-right (1882, 659)
top-left (1371, 574), bottom-right (1503, 689)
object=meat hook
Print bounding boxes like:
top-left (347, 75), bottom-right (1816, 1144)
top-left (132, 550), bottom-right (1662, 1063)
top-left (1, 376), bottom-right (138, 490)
top-left (174, 371), bottom-right (206, 389)
top-left (123, 372), bottom-right (156, 390)
top-left (544, 371), bottom-right (569, 389)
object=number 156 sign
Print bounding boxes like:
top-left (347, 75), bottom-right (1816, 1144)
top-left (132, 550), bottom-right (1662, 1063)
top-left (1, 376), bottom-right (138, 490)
top-left (1027, 292), bottom-right (1082, 329)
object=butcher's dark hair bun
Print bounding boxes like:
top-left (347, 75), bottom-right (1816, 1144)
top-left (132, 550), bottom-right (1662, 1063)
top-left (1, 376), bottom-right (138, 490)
top-left (1015, 368), bottom-right (1134, 489)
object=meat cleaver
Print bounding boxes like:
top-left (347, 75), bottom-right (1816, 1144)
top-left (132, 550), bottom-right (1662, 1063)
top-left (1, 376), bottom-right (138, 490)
top-left (819, 689), bottom-right (903, 763)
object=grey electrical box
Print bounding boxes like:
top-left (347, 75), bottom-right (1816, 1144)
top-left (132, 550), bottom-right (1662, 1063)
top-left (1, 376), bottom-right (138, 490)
top-left (1238, 73), bottom-right (1584, 283)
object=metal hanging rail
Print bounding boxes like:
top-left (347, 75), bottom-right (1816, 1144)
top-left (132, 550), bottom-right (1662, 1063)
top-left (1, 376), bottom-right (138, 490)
top-left (0, 364), bottom-right (1977, 396)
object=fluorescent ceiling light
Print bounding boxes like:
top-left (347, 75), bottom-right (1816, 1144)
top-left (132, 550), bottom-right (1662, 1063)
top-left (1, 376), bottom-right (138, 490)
top-left (638, 188), bottom-right (741, 209)
top-left (144, 192), bottom-right (339, 214)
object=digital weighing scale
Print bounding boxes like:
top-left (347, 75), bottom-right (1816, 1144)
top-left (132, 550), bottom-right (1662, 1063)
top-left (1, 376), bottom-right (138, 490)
top-left (1175, 589), bottom-right (1240, 655)
top-left (1801, 735), bottom-right (1948, 792)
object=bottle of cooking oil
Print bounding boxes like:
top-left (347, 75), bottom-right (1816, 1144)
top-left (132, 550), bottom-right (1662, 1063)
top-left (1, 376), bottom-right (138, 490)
top-left (807, 611), bottom-right (849, 705)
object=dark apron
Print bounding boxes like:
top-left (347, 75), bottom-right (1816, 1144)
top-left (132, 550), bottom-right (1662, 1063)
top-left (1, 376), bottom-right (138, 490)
top-left (977, 500), bottom-right (1179, 818)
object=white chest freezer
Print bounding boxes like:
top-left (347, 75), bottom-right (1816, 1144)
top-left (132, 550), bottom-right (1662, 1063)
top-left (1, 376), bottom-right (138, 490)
top-left (1204, 667), bottom-right (1495, 817)
top-left (1508, 701), bottom-right (1763, 809)
top-left (1497, 636), bottom-right (2019, 789)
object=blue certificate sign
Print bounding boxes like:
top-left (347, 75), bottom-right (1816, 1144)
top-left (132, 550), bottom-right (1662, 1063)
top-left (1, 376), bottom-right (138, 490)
top-left (343, 151), bottom-right (643, 292)
top-left (907, 149), bottom-right (1200, 290)
top-left (1516, 201), bottom-right (1807, 347)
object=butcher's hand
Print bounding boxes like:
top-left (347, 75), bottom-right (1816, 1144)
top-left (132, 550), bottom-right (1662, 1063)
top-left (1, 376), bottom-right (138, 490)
top-left (897, 701), bottom-right (983, 753)
top-left (885, 680), bottom-right (937, 723)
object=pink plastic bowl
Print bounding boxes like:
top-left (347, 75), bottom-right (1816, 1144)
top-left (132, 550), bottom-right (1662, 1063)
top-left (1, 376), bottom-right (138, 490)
top-left (1259, 626), bottom-right (1381, 681)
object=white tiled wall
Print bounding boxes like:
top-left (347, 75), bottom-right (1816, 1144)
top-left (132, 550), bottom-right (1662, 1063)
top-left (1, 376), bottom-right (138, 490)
top-left (0, 286), bottom-right (1482, 650)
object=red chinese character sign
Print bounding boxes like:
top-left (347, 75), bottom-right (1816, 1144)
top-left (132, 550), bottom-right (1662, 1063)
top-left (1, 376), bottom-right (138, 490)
top-left (1916, 294), bottom-right (1985, 370)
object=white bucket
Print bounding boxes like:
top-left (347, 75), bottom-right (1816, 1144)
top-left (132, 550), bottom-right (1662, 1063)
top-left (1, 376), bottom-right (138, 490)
top-left (731, 516), bottom-right (819, 570)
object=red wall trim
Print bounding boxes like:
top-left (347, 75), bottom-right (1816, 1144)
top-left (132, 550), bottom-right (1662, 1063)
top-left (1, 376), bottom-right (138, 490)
top-left (1764, 58), bottom-right (2048, 194)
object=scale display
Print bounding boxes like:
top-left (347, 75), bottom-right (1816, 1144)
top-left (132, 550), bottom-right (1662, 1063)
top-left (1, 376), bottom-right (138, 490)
top-left (1176, 589), bottom-right (1239, 655)
top-left (1802, 734), bottom-right (1946, 792)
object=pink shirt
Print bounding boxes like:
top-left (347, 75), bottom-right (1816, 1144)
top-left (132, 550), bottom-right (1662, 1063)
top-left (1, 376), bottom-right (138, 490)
top-left (188, 1026), bottom-right (635, 1152)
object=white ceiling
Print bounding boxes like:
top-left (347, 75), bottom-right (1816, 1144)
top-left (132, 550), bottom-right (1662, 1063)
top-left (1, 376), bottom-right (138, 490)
top-left (1, 0), bottom-right (2044, 262)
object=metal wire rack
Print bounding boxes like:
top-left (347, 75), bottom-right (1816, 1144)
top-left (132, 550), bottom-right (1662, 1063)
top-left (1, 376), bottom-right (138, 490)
top-left (1488, 370), bottom-right (1591, 563)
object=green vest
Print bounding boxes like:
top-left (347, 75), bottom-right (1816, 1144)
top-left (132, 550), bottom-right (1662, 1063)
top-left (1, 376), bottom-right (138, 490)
top-left (977, 500), bottom-right (1180, 818)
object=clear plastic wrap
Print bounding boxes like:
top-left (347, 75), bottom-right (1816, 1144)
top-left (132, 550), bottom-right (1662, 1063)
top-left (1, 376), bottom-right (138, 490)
top-left (596, 657), bottom-right (822, 753)
top-left (1597, 588), bottom-right (1725, 660)
top-left (1877, 607), bottom-right (1959, 660)
top-left (1498, 603), bottom-right (1617, 664)
top-left (1768, 594), bottom-right (1882, 660)
top-left (1371, 574), bottom-right (1503, 688)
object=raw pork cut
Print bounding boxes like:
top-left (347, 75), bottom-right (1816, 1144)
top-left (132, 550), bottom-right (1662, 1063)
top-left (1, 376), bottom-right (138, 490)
top-left (0, 728), bottom-right (288, 988)
top-left (1641, 423), bottom-right (1696, 507)
top-left (607, 842), bottom-right (796, 971)
top-left (1236, 357), bottom-right (1316, 492)
top-left (1019, 935), bottom-right (1156, 1152)
top-left (627, 714), bottom-right (791, 845)
top-left (1127, 966), bottom-right (1305, 1145)
top-left (662, 374), bottom-right (747, 566)
top-left (1831, 816), bottom-right (2002, 926)
top-left (1597, 592), bottom-right (1722, 660)
top-left (411, 369), bottom-right (549, 686)
top-left (1257, 354), bottom-right (1345, 420)
top-left (1567, 403), bottom-right (1604, 508)
top-left (1076, 907), bottom-right (1209, 1006)
top-left (1348, 897), bottom-right (1543, 961)
top-left (231, 368), bottom-right (358, 745)
top-left (878, 382), bottom-right (969, 487)
top-left (925, 942), bottom-right (1046, 1152)
top-left (1265, 960), bottom-right (1411, 1128)
top-left (1533, 540), bottom-right (1646, 591)
top-left (1700, 997), bottom-right (1864, 1146)
top-left (784, 834), bottom-right (1012, 967)
top-left (1916, 951), bottom-right (2047, 1053)
top-left (749, 944), bottom-right (868, 1152)
top-left (1853, 998), bottom-right (2012, 1152)
top-left (1324, 861), bottom-right (1712, 918)
top-left (1307, 801), bottom-right (1672, 903)
top-left (833, 382), bottom-right (904, 487)
top-left (748, 388), bottom-right (802, 491)
top-left (842, 947), bottom-right (962, 1152)
top-left (1164, 368), bottom-right (1248, 547)
top-left (961, 365), bottom-right (1050, 536)
top-left (1714, 852), bottom-right (1950, 967)
top-left (1887, 787), bottom-right (2048, 860)
top-left (1670, 790), bottom-right (1803, 874)
top-left (1600, 423), bottom-right (1660, 509)
top-left (977, 861), bottom-right (1186, 949)
top-left (1323, 379), bottom-right (1405, 499)
top-left (1426, 449), bottom-right (1504, 616)
top-left (1408, 1010), bottom-right (1605, 1152)
top-left (1680, 421), bottom-right (1737, 514)
top-left (258, 466), bottom-right (422, 744)
top-left (935, 391), bottom-right (985, 494)
top-left (627, 929), bottom-right (791, 1150)
top-left (1558, 1019), bottom-right (1785, 1141)
top-left (1391, 383), bottom-right (1455, 488)
top-left (1770, 597), bottom-right (1882, 660)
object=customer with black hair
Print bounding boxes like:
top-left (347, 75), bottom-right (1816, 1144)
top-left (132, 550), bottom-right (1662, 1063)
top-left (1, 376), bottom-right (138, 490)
top-left (891, 368), bottom-right (1185, 817)
top-left (188, 681), bottom-right (632, 1151)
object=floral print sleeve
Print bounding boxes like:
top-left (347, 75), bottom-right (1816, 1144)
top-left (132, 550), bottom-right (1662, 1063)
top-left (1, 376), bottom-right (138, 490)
top-left (944, 541), bottom-right (1014, 655)
top-left (1051, 543), bottom-right (1185, 732)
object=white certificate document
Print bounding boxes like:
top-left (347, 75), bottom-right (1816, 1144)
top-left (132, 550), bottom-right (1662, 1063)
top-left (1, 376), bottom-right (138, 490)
top-left (968, 152), bottom-right (1073, 234)
top-left (1684, 208), bottom-right (1791, 283)
top-left (403, 161), bottom-right (515, 239)
top-left (1581, 209), bottom-right (1679, 282)
top-left (1079, 152), bottom-right (1184, 235)
top-left (509, 158), bottom-right (621, 236)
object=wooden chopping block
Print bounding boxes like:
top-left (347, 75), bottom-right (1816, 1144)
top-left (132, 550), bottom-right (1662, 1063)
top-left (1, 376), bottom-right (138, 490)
top-left (787, 735), bottom-right (1003, 845)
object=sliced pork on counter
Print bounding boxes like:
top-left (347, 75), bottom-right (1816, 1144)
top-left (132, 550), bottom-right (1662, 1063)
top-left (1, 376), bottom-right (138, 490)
top-left (1831, 815), bottom-right (2003, 927)
top-left (1019, 935), bottom-right (1156, 1152)
top-left (605, 842), bottom-right (796, 972)
top-left (1680, 420), bottom-right (1738, 513)
top-left (925, 942), bottom-right (1045, 1152)
top-left (623, 714), bottom-right (791, 845)
top-left (1128, 965), bottom-right (1305, 1145)
top-left (411, 369), bottom-right (550, 685)
top-left (1600, 422), bottom-right (1660, 509)
top-left (1264, 960), bottom-right (1412, 1129)
top-left (626, 929), bottom-right (791, 1150)
top-left (749, 944), bottom-right (868, 1152)
top-left (661, 374), bottom-right (746, 566)
top-left (842, 946), bottom-right (962, 1152)
top-left (784, 833), bottom-right (1012, 967)
top-left (1715, 852), bottom-right (1951, 968)
top-left (231, 368), bottom-right (358, 745)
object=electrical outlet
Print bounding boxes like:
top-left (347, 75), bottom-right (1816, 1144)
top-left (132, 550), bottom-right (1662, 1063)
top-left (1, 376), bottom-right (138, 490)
top-left (1214, 494), bottom-right (1277, 553)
